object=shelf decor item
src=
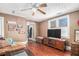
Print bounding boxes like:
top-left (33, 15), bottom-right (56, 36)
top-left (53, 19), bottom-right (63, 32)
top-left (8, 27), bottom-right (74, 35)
top-left (8, 24), bottom-right (16, 31)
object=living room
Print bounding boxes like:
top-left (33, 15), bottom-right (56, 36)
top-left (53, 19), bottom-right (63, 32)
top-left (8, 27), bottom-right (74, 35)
top-left (0, 3), bottom-right (79, 56)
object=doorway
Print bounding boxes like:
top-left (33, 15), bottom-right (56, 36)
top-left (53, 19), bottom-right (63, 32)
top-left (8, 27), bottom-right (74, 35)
top-left (27, 24), bottom-right (34, 41)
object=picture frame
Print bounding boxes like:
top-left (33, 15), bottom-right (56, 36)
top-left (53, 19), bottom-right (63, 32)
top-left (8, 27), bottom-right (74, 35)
top-left (59, 17), bottom-right (67, 27)
top-left (8, 24), bottom-right (16, 31)
top-left (50, 20), bottom-right (56, 28)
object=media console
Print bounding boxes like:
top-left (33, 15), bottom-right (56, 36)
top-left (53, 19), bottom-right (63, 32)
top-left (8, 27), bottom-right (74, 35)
top-left (36, 37), bottom-right (66, 51)
top-left (49, 38), bottom-right (66, 51)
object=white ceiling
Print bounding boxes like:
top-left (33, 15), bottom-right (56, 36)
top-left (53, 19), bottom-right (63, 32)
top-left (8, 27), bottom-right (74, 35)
top-left (0, 3), bottom-right (79, 22)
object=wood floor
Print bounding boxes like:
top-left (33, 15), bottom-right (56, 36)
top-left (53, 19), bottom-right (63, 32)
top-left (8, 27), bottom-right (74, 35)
top-left (25, 41), bottom-right (71, 56)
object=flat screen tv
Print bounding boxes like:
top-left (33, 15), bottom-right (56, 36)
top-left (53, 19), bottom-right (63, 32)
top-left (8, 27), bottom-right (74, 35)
top-left (48, 29), bottom-right (61, 38)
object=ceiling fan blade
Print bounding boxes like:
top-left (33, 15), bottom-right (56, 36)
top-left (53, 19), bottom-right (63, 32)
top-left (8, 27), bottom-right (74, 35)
top-left (20, 8), bottom-right (32, 11)
top-left (37, 8), bottom-right (46, 14)
top-left (39, 3), bottom-right (47, 7)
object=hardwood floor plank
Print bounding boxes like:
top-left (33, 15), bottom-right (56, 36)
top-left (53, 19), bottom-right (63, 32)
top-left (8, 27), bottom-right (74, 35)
top-left (25, 41), bottom-right (71, 56)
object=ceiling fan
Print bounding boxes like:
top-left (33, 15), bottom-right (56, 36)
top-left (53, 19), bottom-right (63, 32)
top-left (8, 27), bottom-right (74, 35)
top-left (20, 3), bottom-right (47, 16)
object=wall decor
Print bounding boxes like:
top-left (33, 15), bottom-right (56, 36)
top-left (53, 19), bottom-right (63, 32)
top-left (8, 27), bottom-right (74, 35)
top-left (8, 24), bottom-right (16, 31)
top-left (50, 20), bottom-right (56, 28)
top-left (16, 28), bottom-right (20, 34)
top-left (59, 17), bottom-right (67, 27)
top-left (8, 21), bottom-right (16, 31)
top-left (17, 24), bottom-right (23, 28)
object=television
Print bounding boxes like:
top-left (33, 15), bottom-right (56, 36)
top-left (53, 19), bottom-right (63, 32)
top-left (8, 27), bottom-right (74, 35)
top-left (48, 29), bottom-right (61, 38)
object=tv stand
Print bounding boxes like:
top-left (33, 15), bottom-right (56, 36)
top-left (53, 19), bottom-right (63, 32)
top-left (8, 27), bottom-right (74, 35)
top-left (43, 37), bottom-right (66, 51)
top-left (36, 36), bottom-right (66, 51)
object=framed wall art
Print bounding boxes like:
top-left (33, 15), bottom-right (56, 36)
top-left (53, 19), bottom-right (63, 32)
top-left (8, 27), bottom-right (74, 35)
top-left (8, 21), bottom-right (16, 31)
top-left (59, 17), bottom-right (68, 27)
top-left (50, 20), bottom-right (56, 28)
top-left (8, 24), bottom-right (16, 31)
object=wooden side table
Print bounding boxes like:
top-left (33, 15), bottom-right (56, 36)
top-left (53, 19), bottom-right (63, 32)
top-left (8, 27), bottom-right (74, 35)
top-left (71, 42), bottom-right (79, 56)
top-left (36, 36), bottom-right (44, 44)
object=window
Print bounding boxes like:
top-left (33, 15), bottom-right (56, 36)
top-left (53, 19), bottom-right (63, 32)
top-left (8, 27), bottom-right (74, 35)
top-left (59, 17), bottom-right (67, 27)
top-left (0, 17), bottom-right (4, 37)
top-left (48, 15), bottom-right (70, 39)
